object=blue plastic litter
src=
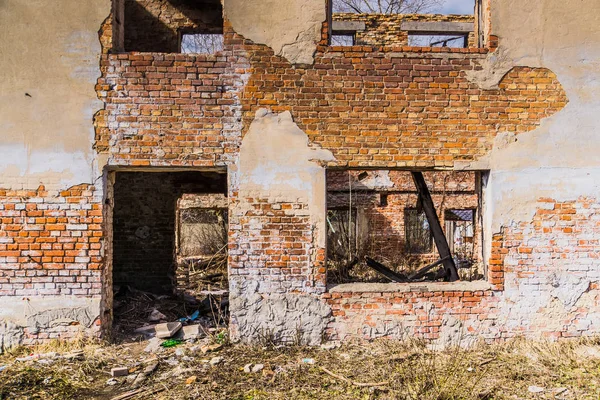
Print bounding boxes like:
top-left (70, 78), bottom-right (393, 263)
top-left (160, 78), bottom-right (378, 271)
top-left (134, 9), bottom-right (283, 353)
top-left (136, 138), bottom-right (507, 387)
top-left (179, 310), bottom-right (200, 323)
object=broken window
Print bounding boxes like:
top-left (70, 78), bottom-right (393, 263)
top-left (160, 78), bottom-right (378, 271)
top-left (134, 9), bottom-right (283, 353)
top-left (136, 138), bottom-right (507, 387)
top-left (180, 33), bottom-right (224, 54)
top-left (404, 208), bottom-right (433, 253)
top-left (326, 170), bottom-right (484, 284)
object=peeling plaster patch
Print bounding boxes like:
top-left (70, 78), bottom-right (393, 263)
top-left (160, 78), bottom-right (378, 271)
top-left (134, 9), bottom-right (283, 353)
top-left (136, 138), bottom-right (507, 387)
top-left (26, 307), bottom-right (95, 335)
top-left (0, 0), bottom-right (109, 191)
top-left (230, 280), bottom-right (332, 345)
top-left (549, 273), bottom-right (590, 309)
top-left (235, 109), bottom-right (334, 246)
top-left (356, 170), bottom-right (394, 190)
top-left (0, 322), bottom-right (24, 354)
top-left (486, 168), bottom-right (600, 235)
top-left (223, 0), bottom-right (325, 64)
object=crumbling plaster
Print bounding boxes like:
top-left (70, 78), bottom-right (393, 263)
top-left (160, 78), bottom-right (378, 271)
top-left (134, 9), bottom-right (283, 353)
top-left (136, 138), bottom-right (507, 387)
top-left (223, 0), bottom-right (326, 65)
top-left (0, 296), bottom-right (101, 352)
top-left (461, 0), bottom-right (600, 336)
top-left (462, 0), bottom-right (600, 245)
top-left (0, 0), bottom-right (109, 190)
top-left (232, 109), bottom-right (335, 249)
top-left (229, 110), bottom-right (334, 343)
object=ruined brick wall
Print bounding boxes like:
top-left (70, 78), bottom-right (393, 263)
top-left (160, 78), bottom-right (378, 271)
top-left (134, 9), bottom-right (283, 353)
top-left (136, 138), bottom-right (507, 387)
top-left (327, 170), bottom-right (480, 270)
top-left (91, 1), bottom-right (583, 347)
top-left (333, 13), bottom-right (476, 48)
top-left (228, 198), bottom-right (326, 294)
top-left (0, 186), bottom-right (103, 343)
top-left (123, 0), bottom-right (223, 52)
top-left (241, 46), bottom-right (567, 168)
top-left (324, 283), bottom-right (498, 342)
top-left (490, 197), bottom-right (600, 339)
top-left (96, 37), bottom-right (250, 167)
top-left (0, 186), bottom-right (102, 297)
top-left (326, 196), bottom-right (600, 343)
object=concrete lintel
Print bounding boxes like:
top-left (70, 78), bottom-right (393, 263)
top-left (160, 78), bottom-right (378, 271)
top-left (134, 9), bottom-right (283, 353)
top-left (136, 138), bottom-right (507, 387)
top-left (401, 21), bottom-right (474, 33)
top-left (328, 280), bottom-right (493, 294)
top-left (384, 52), bottom-right (487, 60)
top-left (332, 20), bottom-right (366, 32)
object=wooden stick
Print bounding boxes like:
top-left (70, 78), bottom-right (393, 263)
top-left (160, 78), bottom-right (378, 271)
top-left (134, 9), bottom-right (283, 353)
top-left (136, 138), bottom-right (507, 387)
top-left (319, 366), bottom-right (389, 387)
top-left (110, 386), bottom-right (165, 400)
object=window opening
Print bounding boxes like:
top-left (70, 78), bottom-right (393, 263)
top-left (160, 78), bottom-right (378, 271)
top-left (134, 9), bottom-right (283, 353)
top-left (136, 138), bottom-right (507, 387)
top-left (329, 0), bottom-right (480, 49)
top-left (180, 33), bottom-right (224, 54)
top-left (326, 170), bottom-right (483, 285)
top-left (331, 34), bottom-right (355, 46)
top-left (408, 34), bottom-right (468, 48)
top-left (444, 209), bottom-right (475, 269)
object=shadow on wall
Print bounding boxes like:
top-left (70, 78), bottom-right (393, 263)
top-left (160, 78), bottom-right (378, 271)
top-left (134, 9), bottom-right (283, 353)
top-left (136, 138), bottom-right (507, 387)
top-left (124, 0), bottom-right (223, 52)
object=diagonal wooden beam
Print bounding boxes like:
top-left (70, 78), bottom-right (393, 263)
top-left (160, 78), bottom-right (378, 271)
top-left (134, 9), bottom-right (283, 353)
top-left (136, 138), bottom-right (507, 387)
top-left (410, 172), bottom-right (459, 282)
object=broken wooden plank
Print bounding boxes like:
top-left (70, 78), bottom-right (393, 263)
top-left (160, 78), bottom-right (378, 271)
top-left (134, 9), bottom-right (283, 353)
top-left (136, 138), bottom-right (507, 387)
top-left (365, 257), bottom-right (409, 283)
top-left (410, 172), bottom-right (459, 282)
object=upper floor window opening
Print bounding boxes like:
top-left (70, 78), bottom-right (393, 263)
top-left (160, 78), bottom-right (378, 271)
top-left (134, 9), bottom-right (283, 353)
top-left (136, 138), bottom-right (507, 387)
top-left (329, 0), bottom-right (486, 49)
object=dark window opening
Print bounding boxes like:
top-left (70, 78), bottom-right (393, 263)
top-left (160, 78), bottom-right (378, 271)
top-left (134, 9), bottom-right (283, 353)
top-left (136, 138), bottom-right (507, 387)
top-left (123, 0), bottom-right (224, 53)
top-left (110, 171), bottom-right (228, 341)
top-left (326, 170), bottom-right (485, 285)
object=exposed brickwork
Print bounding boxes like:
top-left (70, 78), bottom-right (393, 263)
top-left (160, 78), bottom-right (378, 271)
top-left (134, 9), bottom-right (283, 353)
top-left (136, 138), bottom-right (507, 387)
top-left (332, 13), bottom-right (476, 48)
top-left (66, 1), bottom-right (591, 345)
top-left (492, 197), bottom-right (600, 338)
top-left (228, 198), bottom-right (327, 294)
top-left (324, 286), bottom-right (499, 341)
top-left (242, 48), bottom-right (567, 168)
top-left (96, 39), bottom-right (250, 166)
top-left (0, 185), bottom-right (103, 297)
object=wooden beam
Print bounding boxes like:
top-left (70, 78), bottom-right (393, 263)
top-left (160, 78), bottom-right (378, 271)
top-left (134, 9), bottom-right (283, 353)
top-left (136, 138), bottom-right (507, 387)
top-left (410, 172), bottom-right (459, 281)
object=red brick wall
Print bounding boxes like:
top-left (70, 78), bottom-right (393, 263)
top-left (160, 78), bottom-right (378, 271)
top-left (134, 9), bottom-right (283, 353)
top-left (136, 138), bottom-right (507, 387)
top-left (324, 286), bottom-right (498, 341)
top-left (0, 185), bottom-right (103, 297)
top-left (242, 46), bottom-right (566, 168)
top-left (228, 198), bottom-right (327, 294)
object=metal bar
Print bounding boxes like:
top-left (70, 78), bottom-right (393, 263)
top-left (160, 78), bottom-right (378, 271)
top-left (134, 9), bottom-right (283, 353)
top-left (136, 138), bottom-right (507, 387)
top-left (365, 257), bottom-right (409, 283)
top-left (410, 172), bottom-right (459, 282)
top-left (408, 256), bottom-right (450, 280)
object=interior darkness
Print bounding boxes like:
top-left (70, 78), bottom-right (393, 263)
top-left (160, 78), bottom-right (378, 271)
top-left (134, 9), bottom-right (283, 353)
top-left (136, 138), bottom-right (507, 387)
top-left (124, 0), bottom-right (224, 52)
top-left (112, 171), bottom-right (227, 293)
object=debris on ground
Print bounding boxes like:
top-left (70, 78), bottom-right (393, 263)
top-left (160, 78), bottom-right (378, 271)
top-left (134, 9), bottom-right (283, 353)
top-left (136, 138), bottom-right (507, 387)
top-left (2, 337), bottom-right (600, 399)
top-left (111, 367), bottom-right (129, 377)
top-left (156, 322), bottom-right (182, 339)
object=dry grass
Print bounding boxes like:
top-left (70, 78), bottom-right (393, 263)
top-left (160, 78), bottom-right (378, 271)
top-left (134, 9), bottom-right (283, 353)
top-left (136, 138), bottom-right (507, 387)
top-left (2, 336), bottom-right (600, 399)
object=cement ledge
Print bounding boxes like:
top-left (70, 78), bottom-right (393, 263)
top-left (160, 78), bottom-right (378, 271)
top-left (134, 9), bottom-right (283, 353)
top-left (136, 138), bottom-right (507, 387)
top-left (327, 280), bottom-right (493, 294)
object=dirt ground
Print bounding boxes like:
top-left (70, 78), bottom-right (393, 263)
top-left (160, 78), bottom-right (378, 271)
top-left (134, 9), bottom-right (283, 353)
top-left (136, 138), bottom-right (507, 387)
top-left (2, 334), bottom-right (600, 400)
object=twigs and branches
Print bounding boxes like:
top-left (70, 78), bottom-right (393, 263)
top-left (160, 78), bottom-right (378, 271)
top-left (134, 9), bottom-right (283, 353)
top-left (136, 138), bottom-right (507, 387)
top-left (333, 0), bottom-right (446, 14)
